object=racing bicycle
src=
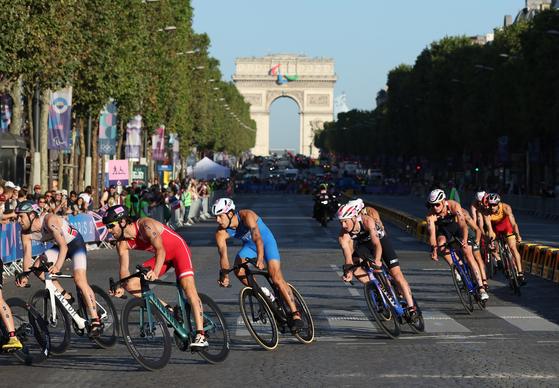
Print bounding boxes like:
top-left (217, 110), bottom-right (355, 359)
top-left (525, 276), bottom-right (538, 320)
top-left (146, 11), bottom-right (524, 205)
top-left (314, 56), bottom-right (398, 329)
top-left (111, 265), bottom-right (231, 371)
top-left (494, 235), bottom-right (521, 296)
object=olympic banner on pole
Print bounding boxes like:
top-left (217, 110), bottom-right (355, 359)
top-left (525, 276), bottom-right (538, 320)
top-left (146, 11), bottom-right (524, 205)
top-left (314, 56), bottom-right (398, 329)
top-left (152, 125), bottom-right (165, 161)
top-left (1, 93), bottom-right (12, 133)
top-left (173, 134), bottom-right (180, 163)
top-left (47, 87), bottom-right (73, 150)
top-left (98, 99), bottom-right (117, 155)
top-left (108, 159), bottom-right (129, 186)
top-left (125, 114), bottom-right (142, 159)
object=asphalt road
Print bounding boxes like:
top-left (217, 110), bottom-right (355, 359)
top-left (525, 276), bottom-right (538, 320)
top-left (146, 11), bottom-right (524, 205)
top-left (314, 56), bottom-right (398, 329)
top-left (2, 193), bottom-right (559, 387)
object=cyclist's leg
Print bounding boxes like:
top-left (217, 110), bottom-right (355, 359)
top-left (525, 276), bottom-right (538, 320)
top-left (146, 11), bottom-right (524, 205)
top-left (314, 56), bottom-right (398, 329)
top-left (506, 235), bottom-right (523, 274)
top-left (380, 236), bottom-right (414, 307)
top-left (39, 249), bottom-right (74, 302)
top-left (67, 236), bottom-right (98, 320)
top-left (436, 234), bottom-right (452, 266)
top-left (462, 246), bottom-right (484, 288)
top-left (469, 229), bottom-right (487, 282)
top-left (178, 276), bottom-right (206, 341)
top-left (0, 288), bottom-right (22, 350)
top-left (233, 245), bottom-right (257, 285)
top-left (350, 244), bottom-right (375, 284)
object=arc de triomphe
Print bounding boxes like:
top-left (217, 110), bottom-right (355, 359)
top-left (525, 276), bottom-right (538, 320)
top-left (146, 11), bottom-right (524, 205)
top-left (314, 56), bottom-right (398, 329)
top-left (232, 54), bottom-right (338, 158)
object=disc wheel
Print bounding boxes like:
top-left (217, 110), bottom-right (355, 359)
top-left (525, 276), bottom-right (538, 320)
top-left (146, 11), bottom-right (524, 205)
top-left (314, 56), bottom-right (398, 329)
top-left (30, 289), bottom-right (71, 355)
top-left (195, 293), bottom-right (231, 364)
top-left (120, 297), bottom-right (172, 371)
top-left (364, 282), bottom-right (401, 339)
top-left (286, 284), bottom-right (314, 344)
top-left (4, 298), bottom-right (50, 365)
top-left (239, 287), bottom-right (278, 350)
top-left (450, 263), bottom-right (474, 314)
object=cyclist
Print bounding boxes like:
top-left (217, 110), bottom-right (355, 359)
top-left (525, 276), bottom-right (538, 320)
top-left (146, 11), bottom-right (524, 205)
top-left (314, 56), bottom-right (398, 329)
top-left (103, 205), bottom-right (209, 348)
top-left (425, 190), bottom-right (489, 301)
top-left (1, 263), bottom-right (23, 351)
top-left (482, 193), bottom-right (526, 286)
top-left (213, 198), bottom-right (304, 333)
top-left (461, 208), bottom-right (489, 291)
top-left (14, 200), bottom-right (102, 339)
top-left (337, 202), bottom-right (418, 320)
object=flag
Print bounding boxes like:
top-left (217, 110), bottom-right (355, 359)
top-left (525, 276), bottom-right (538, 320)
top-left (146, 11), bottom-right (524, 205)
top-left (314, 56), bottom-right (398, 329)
top-left (92, 210), bottom-right (113, 241)
top-left (169, 196), bottom-right (181, 211)
top-left (125, 114), bottom-right (142, 159)
top-left (99, 99), bottom-right (117, 155)
top-left (1, 94), bottom-right (12, 133)
top-left (173, 134), bottom-right (180, 163)
top-left (152, 125), bottom-right (165, 161)
top-left (47, 87), bottom-right (73, 150)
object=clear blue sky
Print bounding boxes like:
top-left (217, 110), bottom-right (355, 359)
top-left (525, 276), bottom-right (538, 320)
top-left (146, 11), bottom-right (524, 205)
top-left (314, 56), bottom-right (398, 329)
top-left (191, 0), bottom-right (525, 151)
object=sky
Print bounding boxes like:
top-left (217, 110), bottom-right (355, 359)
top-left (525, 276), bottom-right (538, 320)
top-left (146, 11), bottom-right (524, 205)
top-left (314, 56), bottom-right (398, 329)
top-left (191, 0), bottom-right (528, 152)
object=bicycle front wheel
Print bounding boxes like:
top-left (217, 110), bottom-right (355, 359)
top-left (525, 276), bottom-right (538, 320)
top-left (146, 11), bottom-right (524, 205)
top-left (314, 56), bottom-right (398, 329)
top-left (504, 250), bottom-right (521, 296)
top-left (195, 293), bottom-right (231, 364)
top-left (239, 287), bottom-right (278, 350)
top-left (451, 263), bottom-right (474, 314)
top-left (364, 282), bottom-right (401, 339)
top-left (83, 285), bottom-right (119, 348)
top-left (287, 284), bottom-right (314, 344)
top-left (121, 297), bottom-right (172, 371)
top-left (30, 289), bottom-right (71, 355)
top-left (5, 298), bottom-right (50, 365)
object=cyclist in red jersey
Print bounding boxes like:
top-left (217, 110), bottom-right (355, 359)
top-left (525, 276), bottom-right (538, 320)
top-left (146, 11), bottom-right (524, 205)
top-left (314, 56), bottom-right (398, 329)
top-left (103, 205), bottom-right (209, 348)
top-left (482, 194), bottom-right (526, 286)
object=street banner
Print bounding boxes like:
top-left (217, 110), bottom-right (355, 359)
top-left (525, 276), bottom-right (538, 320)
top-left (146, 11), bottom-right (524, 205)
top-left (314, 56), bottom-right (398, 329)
top-left (47, 87), bottom-right (73, 150)
top-left (108, 159), bottom-right (129, 186)
top-left (173, 134), bottom-right (180, 162)
top-left (125, 114), bottom-right (142, 159)
top-left (152, 125), bottom-right (165, 161)
top-left (98, 99), bottom-right (117, 155)
top-left (1, 93), bottom-right (12, 133)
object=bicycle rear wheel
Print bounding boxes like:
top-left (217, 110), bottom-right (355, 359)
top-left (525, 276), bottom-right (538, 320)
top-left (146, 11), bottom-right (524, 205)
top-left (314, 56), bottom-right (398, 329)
top-left (407, 297), bottom-right (425, 334)
top-left (195, 293), bottom-right (231, 364)
top-left (239, 287), bottom-right (278, 350)
top-left (502, 246), bottom-right (520, 295)
top-left (80, 285), bottom-right (119, 348)
top-left (286, 284), bottom-right (314, 344)
top-left (450, 263), bottom-right (474, 314)
top-left (5, 298), bottom-right (50, 365)
top-left (30, 289), bottom-right (71, 355)
top-left (121, 297), bottom-right (172, 371)
top-left (364, 282), bottom-right (400, 339)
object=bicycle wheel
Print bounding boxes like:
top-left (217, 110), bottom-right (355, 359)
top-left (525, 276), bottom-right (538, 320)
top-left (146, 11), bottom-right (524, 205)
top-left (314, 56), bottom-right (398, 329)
top-left (239, 287), bottom-right (278, 350)
top-left (468, 265), bottom-right (486, 310)
top-left (121, 297), bottom-right (172, 371)
top-left (504, 249), bottom-right (521, 296)
top-left (30, 289), bottom-right (71, 355)
top-left (5, 298), bottom-right (50, 365)
top-left (195, 293), bottom-right (231, 364)
top-left (364, 282), bottom-right (400, 339)
top-left (450, 263), bottom-right (474, 314)
top-left (286, 284), bottom-right (314, 344)
top-left (407, 297), bottom-right (425, 334)
top-left (81, 285), bottom-right (119, 348)
top-left (321, 209), bottom-right (328, 227)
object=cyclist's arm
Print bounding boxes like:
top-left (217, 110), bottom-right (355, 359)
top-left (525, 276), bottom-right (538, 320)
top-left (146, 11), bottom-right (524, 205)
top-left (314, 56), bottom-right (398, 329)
top-left (504, 204), bottom-right (521, 241)
top-left (452, 202), bottom-right (469, 248)
top-left (338, 230), bottom-right (354, 266)
top-left (116, 240), bottom-right (131, 281)
top-left (16, 233), bottom-right (33, 287)
top-left (240, 210), bottom-right (266, 269)
top-left (141, 219), bottom-right (166, 278)
top-left (483, 213), bottom-right (496, 240)
top-left (366, 206), bottom-right (385, 231)
top-left (464, 210), bottom-right (481, 245)
top-left (215, 229), bottom-right (230, 273)
top-left (426, 211), bottom-right (437, 251)
top-left (45, 215), bottom-right (69, 273)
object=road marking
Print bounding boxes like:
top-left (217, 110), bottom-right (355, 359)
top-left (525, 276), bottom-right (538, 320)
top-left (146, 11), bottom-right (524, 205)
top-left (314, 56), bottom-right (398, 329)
top-left (318, 309), bottom-right (379, 334)
top-left (379, 373), bottom-right (557, 379)
top-left (422, 310), bottom-right (471, 333)
top-left (486, 307), bottom-right (559, 331)
top-left (348, 288), bottom-right (360, 297)
top-left (232, 315), bottom-right (251, 337)
top-left (537, 341), bottom-right (559, 343)
top-left (436, 341), bottom-right (486, 344)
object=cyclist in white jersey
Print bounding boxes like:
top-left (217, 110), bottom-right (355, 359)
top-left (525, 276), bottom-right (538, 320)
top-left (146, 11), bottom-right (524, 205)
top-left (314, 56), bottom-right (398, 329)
top-left (14, 201), bottom-right (102, 339)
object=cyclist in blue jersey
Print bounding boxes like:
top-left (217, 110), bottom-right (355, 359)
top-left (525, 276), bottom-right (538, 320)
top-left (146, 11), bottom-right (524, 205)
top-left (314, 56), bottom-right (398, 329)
top-left (213, 198), bottom-right (304, 333)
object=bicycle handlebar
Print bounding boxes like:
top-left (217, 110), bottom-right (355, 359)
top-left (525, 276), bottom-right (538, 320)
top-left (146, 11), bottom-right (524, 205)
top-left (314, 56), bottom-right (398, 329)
top-left (218, 258), bottom-right (263, 288)
top-left (15, 261), bottom-right (63, 287)
top-left (109, 265), bottom-right (153, 299)
top-left (342, 257), bottom-right (382, 286)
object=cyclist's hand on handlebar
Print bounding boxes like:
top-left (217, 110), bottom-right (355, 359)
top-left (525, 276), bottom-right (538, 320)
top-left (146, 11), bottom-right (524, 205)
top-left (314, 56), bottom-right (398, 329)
top-left (15, 274), bottom-right (29, 288)
top-left (516, 234), bottom-right (522, 243)
top-left (146, 270), bottom-right (158, 281)
top-left (110, 287), bottom-right (125, 298)
top-left (342, 271), bottom-right (353, 283)
top-left (218, 276), bottom-right (229, 288)
top-left (255, 259), bottom-right (265, 270)
top-left (48, 264), bottom-right (60, 275)
top-left (430, 250), bottom-right (439, 261)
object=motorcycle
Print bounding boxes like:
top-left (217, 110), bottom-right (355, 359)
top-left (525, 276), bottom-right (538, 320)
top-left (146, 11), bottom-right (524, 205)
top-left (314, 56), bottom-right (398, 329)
top-left (313, 189), bottom-right (340, 227)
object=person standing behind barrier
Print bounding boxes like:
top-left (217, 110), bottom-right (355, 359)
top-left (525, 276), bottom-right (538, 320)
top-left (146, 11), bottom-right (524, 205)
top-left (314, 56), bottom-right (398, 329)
top-left (139, 192), bottom-right (152, 218)
top-left (181, 180), bottom-right (192, 226)
top-left (448, 181), bottom-right (460, 204)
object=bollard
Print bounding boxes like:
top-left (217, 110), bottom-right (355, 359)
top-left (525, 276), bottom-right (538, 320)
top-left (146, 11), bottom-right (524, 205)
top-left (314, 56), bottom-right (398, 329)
top-left (535, 246), bottom-right (549, 277)
top-left (542, 248), bottom-right (559, 280)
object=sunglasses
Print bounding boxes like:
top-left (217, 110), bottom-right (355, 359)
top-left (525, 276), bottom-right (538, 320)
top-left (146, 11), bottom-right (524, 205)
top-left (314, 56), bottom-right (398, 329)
top-left (430, 202), bottom-right (443, 208)
top-left (105, 221), bottom-right (119, 229)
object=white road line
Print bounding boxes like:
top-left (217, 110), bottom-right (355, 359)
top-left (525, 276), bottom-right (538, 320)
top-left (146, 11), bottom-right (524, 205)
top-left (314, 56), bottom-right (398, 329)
top-left (486, 307), bottom-right (559, 331)
top-left (379, 373), bottom-right (557, 379)
top-left (348, 288), bottom-right (360, 297)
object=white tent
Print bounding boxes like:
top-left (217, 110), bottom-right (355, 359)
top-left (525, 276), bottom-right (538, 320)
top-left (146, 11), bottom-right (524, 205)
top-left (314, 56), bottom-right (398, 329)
top-left (187, 157), bottom-right (230, 180)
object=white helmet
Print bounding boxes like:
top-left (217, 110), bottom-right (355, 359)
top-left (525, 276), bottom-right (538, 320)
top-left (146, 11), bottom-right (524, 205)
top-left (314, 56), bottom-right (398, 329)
top-left (347, 198), bottom-right (365, 213)
top-left (336, 204), bottom-right (358, 220)
top-left (428, 189), bottom-right (446, 204)
top-left (475, 191), bottom-right (486, 202)
top-left (212, 198), bottom-right (235, 216)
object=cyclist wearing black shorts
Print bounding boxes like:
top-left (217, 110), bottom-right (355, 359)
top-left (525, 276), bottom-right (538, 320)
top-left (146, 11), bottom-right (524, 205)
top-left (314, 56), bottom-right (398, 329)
top-left (336, 203), bottom-right (418, 318)
top-left (14, 201), bottom-right (102, 339)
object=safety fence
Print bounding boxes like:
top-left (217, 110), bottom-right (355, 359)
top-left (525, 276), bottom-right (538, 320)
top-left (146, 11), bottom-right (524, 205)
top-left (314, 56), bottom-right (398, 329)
top-left (236, 184), bottom-right (297, 193)
top-left (339, 193), bottom-right (559, 284)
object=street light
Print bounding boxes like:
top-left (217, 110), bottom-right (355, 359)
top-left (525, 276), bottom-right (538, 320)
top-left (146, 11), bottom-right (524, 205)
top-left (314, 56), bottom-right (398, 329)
top-left (177, 50), bottom-right (196, 55)
top-left (475, 64), bottom-right (494, 71)
top-left (499, 53), bottom-right (523, 60)
top-left (157, 26), bottom-right (176, 32)
top-left (548, 30), bottom-right (559, 35)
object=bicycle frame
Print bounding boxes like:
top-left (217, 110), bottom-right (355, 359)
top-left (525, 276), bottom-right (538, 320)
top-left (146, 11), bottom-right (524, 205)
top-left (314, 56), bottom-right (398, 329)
top-left (447, 244), bottom-right (477, 294)
top-left (44, 272), bottom-right (88, 330)
top-left (364, 265), bottom-right (405, 317)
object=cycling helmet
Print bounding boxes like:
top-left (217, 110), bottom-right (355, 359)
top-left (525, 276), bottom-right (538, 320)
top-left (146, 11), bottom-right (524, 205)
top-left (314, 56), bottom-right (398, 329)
top-left (486, 193), bottom-right (501, 205)
top-left (15, 200), bottom-right (41, 215)
top-left (212, 198), bottom-right (235, 216)
top-left (102, 205), bottom-right (130, 225)
top-left (347, 198), bottom-right (365, 213)
top-left (428, 189), bottom-right (446, 204)
top-left (475, 191), bottom-right (486, 202)
top-left (336, 204), bottom-right (358, 220)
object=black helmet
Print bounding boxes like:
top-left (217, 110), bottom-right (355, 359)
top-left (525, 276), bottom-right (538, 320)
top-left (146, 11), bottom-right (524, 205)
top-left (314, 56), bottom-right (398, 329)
top-left (102, 205), bottom-right (130, 225)
top-left (15, 200), bottom-right (41, 215)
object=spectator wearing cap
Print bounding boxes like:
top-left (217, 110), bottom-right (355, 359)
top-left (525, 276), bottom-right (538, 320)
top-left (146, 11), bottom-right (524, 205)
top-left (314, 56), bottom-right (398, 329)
top-left (448, 180), bottom-right (460, 204)
top-left (32, 185), bottom-right (42, 200)
top-left (100, 184), bottom-right (117, 207)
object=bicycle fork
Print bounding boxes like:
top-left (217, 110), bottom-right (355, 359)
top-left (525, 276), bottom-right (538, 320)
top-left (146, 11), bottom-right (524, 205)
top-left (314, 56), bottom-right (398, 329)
top-left (369, 273), bottom-right (404, 316)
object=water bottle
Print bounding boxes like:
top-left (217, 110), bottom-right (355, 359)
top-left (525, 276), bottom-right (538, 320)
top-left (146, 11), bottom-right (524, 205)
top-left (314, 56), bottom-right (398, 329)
top-left (261, 287), bottom-right (276, 302)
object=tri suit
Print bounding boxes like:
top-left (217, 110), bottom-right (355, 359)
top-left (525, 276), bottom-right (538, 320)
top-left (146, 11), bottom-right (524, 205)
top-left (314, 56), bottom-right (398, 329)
top-left (349, 215), bottom-right (399, 269)
top-left (226, 212), bottom-right (281, 263)
top-left (489, 203), bottom-right (515, 238)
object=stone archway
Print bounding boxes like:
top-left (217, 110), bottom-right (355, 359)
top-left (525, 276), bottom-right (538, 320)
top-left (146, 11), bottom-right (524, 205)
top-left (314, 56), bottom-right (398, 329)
top-left (232, 54), bottom-right (338, 157)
